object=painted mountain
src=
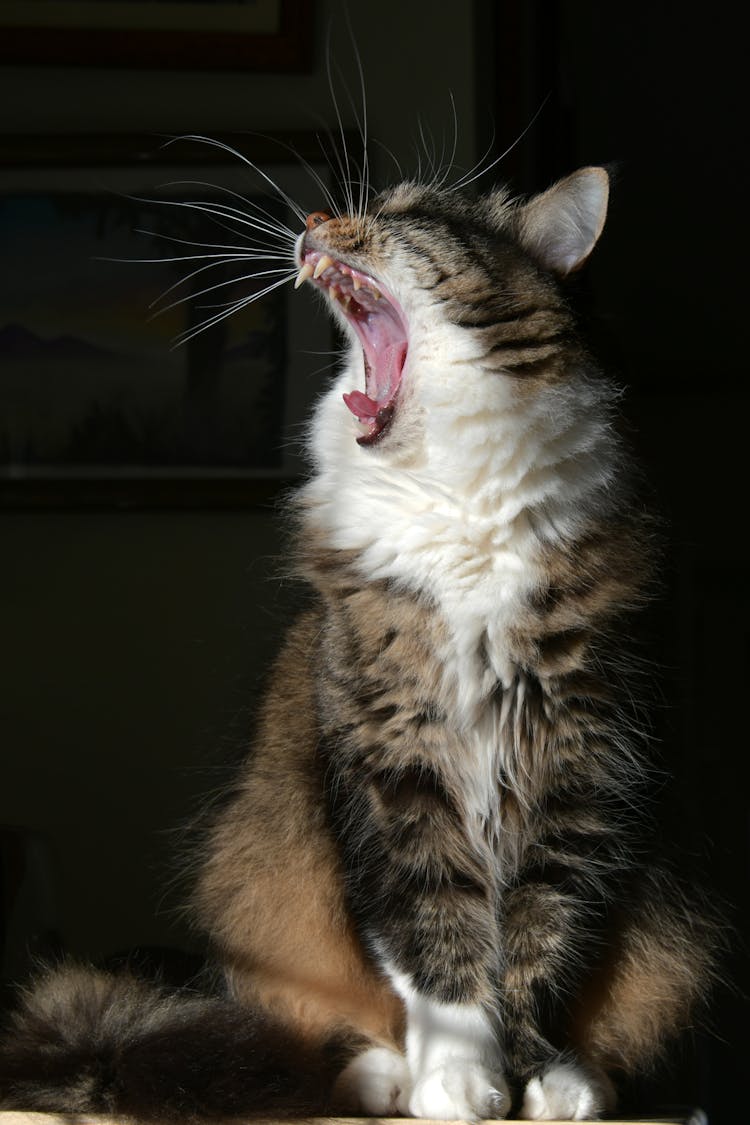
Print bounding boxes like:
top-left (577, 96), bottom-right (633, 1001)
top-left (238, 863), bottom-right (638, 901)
top-left (0, 323), bottom-right (117, 362)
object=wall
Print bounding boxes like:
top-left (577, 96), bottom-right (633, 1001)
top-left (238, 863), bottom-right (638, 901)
top-left (504, 7), bottom-right (748, 1119)
top-left (0, 1), bottom-right (485, 972)
top-left (0, 0), bottom-right (482, 177)
top-left (1, 2), bottom-right (746, 1118)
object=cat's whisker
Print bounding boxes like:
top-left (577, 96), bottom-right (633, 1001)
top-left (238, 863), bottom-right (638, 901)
top-left (283, 97), bottom-right (364, 219)
top-left (96, 251), bottom-right (291, 318)
top-left (161, 134), bottom-right (308, 223)
top-left (429, 113), bottom-right (452, 190)
top-left (416, 115), bottom-right (438, 186)
top-left (324, 36), bottom-right (357, 221)
top-left (283, 143), bottom-right (342, 219)
top-left (148, 256), bottom-right (272, 312)
top-left (100, 251), bottom-right (288, 314)
top-left (171, 270), bottom-right (296, 347)
top-left (151, 266), bottom-right (294, 319)
top-left (371, 136), bottom-right (404, 186)
top-left (97, 251), bottom-right (271, 266)
top-left (433, 90), bottom-right (460, 189)
top-left (155, 179), bottom-right (299, 240)
top-left (445, 131), bottom-right (498, 194)
top-left (154, 198), bottom-right (297, 244)
top-left (132, 229), bottom-right (291, 258)
top-left (120, 188), bottom-right (296, 247)
top-left (448, 94), bottom-right (551, 194)
top-left (340, 8), bottom-right (371, 224)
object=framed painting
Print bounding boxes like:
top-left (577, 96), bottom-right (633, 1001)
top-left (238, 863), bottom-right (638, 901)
top-left (0, 132), bottom-right (338, 507)
top-left (0, 0), bottom-right (313, 71)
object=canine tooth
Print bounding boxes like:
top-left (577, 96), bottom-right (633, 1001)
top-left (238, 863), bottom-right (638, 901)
top-left (353, 276), bottom-right (362, 291)
top-left (294, 263), bottom-right (314, 289)
top-left (313, 255), bottom-right (334, 279)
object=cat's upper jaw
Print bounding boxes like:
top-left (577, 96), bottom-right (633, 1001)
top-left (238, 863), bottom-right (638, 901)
top-left (296, 172), bottom-right (619, 720)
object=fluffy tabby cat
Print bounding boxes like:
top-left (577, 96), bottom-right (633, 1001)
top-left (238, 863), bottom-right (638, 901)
top-left (0, 163), bottom-right (715, 1120)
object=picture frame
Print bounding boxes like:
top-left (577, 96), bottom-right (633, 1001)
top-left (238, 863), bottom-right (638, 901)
top-left (0, 0), bottom-right (314, 72)
top-left (0, 132), bottom-right (340, 508)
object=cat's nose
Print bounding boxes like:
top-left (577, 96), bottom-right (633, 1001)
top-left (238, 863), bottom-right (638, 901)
top-left (306, 211), bottom-right (331, 230)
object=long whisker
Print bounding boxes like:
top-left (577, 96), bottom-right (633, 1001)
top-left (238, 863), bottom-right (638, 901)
top-left (148, 256), bottom-right (269, 309)
top-left (133, 229), bottom-right (291, 263)
top-left (172, 271), bottom-right (296, 348)
top-left (444, 131), bottom-right (498, 193)
top-left (340, 6), bottom-right (371, 223)
top-left (371, 137), bottom-right (404, 187)
top-left (161, 135), bottom-right (308, 223)
top-left (150, 196), bottom-right (297, 243)
top-left (435, 91), bottom-right (460, 188)
top-left (98, 250), bottom-right (268, 266)
top-left (228, 132), bottom-right (342, 220)
top-left (118, 186), bottom-right (296, 248)
top-left (162, 179), bottom-right (299, 237)
top-left (132, 228), bottom-right (291, 256)
top-left (448, 92), bottom-right (551, 193)
top-left (155, 179), bottom-right (298, 240)
top-left (116, 191), bottom-right (297, 258)
top-left (325, 32), bottom-right (355, 220)
top-left (417, 115), bottom-right (438, 186)
top-left (153, 267), bottom-right (294, 319)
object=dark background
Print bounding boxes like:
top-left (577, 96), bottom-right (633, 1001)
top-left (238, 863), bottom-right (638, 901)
top-left (1, 2), bottom-right (747, 1122)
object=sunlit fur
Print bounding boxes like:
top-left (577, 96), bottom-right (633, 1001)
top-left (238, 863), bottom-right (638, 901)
top-left (0, 119), bottom-right (718, 1123)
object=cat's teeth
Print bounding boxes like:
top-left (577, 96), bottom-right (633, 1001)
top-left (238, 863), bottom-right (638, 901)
top-left (313, 255), bottom-right (334, 279)
top-left (294, 263), bottom-right (315, 289)
top-left (353, 276), bottom-right (362, 291)
top-left (331, 288), bottom-right (352, 311)
top-left (371, 287), bottom-right (381, 300)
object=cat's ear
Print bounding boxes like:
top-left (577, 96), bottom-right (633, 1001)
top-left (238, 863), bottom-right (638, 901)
top-left (518, 167), bottom-right (609, 276)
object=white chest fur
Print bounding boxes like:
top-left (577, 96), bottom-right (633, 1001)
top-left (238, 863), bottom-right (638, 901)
top-left (304, 349), bottom-right (615, 718)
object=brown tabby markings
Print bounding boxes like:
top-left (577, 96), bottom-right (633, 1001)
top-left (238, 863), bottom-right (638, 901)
top-left (190, 167), bottom-right (714, 1086)
top-left (194, 610), bottom-right (404, 1049)
top-left (0, 170), bottom-right (717, 1121)
top-left (194, 505), bottom-right (711, 1088)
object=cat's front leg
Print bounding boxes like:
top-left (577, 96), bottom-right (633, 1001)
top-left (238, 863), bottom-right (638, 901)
top-left (325, 757), bottom-right (511, 1116)
top-left (332, 1044), bottom-right (413, 1115)
top-left (519, 1061), bottom-right (615, 1121)
top-left (320, 676), bottom-right (511, 1117)
top-left (388, 967), bottom-right (510, 1121)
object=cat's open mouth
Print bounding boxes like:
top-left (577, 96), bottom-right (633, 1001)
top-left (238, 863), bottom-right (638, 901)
top-left (295, 251), bottom-right (408, 445)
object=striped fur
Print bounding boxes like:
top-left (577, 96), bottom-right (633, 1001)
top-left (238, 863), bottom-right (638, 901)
top-left (0, 169), bottom-right (716, 1120)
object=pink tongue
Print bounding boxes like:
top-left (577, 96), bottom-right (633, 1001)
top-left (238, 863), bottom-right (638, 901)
top-left (342, 340), bottom-right (407, 423)
top-left (343, 389), bottom-right (378, 420)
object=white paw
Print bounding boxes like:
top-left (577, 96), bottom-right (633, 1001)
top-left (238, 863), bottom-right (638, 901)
top-left (332, 1045), bottom-right (412, 1115)
top-left (408, 1057), bottom-right (510, 1121)
top-left (520, 1062), bottom-right (613, 1121)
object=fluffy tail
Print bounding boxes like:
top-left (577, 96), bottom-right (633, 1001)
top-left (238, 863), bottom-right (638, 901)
top-left (0, 964), bottom-right (345, 1118)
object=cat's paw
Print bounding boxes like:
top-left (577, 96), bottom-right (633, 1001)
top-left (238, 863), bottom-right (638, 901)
top-left (519, 1062), bottom-right (614, 1121)
top-left (408, 1057), bottom-right (510, 1121)
top-left (332, 1045), bottom-right (412, 1115)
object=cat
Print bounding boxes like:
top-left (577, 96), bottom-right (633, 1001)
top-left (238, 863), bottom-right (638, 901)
top-left (0, 163), bottom-right (716, 1121)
